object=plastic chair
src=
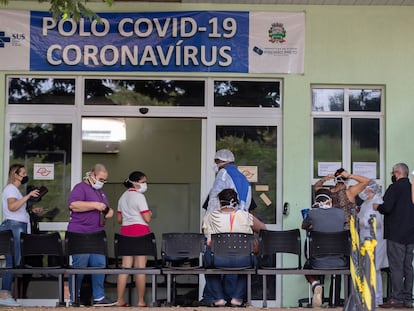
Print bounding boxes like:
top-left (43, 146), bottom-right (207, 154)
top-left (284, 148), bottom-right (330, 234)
top-left (0, 230), bottom-right (15, 267)
top-left (161, 232), bottom-right (205, 306)
top-left (0, 230), bottom-right (20, 299)
top-left (19, 232), bottom-right (66, 305)
top-left (208, 232), bottom-right (256, 305)
top-left (113, 233), bottom-right (161, 306)
top-left (65, 230), bottom-right (108, 306)
top-left (256, 229), bottom-right (302, 307)
top-left (307, 230), bottom-right (351, 307)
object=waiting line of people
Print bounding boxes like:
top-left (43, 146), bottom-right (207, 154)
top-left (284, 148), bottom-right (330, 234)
top-left (1, 156), bottom-right (414, 308)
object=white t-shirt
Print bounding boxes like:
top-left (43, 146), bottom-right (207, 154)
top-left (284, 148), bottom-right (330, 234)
top-left (117, 188), bottom-right (150, 227)
top-left (2, 183), bottom-right (30, 223)
top-left (202, 209), bottom-right (253, 243)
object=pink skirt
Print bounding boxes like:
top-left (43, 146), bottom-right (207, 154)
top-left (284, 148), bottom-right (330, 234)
top-left (120, 224), bottom-right (151, 236)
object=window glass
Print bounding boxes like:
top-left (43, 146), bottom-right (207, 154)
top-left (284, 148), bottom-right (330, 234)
top-left (8, 78), bottom-right (75, 105)
top-left (351, 118), bottom-right (380, 178)
top-left (84, 79), bottom-right (205, 106)
top-left (349, 89), bottom-right (381, 112)
top-left (9, 123), bottom-right (72, 223)
top-left (312, 88), bottom-right (344, 111)
top-left (216, 125), bottom-right (277, 224)
top-left (313, 118), bottom-right (342, 177)
top-left (214, 80), bottom-right (281, 108)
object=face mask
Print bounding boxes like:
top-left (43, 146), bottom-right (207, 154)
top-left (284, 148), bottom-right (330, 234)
top-left (92, 180), bottom-right (104, 190)
top-left (137, 182), bottom-right (147, 193)
top-left (90, 175), bottom-right (104, 190)
top-left (358, 191), bottom-right (369, 201)
top-left (21, 176), bottom-right (29, 185)
top-left (317, 202), bottom-right (331, 209)
top-left (391, 175), bottom-right (397, 183)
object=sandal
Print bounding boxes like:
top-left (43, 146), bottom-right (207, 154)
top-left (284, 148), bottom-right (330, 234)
top-left (214, 299), bottom-right (227, 307)
top-left (226, 299), bottom-right (247, 308)
top-left (116, 302), bottom-right (130, 307)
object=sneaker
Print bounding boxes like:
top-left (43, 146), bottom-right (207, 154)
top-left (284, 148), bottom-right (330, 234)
top-left (93, 297), bottom-right (117, 307)
top-left (0, 296), bottom-right (21, 307)
top-left (312, 284), bottom-right (323, 308)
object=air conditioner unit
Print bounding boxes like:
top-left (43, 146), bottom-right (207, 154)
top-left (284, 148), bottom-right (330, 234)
top-left (82, 118), bottom-right (126, 154)
top-left (82, 140), bottom-right (121, 154)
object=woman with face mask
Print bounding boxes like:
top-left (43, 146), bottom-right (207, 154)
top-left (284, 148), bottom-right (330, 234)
top-left (67, 163), bottom-right (116, 307)
top-left (358, 180), bottom-right (388, 307)
top-left (116, 171), bottom-right (152, 307)
top-left (0, 164), bottom-right (42, 306)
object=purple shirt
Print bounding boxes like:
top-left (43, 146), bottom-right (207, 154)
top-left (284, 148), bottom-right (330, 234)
top-left (67, 181), bottom-right (109, 233)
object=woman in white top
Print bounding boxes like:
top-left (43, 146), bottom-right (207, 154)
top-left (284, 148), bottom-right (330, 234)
top-left (116, 171), bottom-right (152, 307)
top-left (0, 164), bottom-right (42, 306)
top-left (202, 188), bottom-right (254, 307)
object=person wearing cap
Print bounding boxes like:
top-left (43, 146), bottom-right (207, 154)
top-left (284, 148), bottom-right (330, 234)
top-left (199, 150), bottom-right (265, 306)
top-left (358, 180), bottom-right (387, 307)
top-left (314, 168), bottom-right (369, 230)
top-left (375, 163), bottom-right (414, 308)
top-left (206, 149), bottom-right (252, 213)
top-left (302, 188), bottom-right (346, 308)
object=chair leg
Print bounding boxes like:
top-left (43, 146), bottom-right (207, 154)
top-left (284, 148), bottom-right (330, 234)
top-left (262, 275), bottom-right (267, 308)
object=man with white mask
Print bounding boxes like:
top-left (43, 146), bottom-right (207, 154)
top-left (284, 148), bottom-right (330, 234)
top-left (358, 180), bottom-right (388, 307)
top-left (302, 189), bottom-right (346, 308)
top-left (314, 168), bottom-right (369, 230)
top-left (67, 163), bottom-right (116, 307)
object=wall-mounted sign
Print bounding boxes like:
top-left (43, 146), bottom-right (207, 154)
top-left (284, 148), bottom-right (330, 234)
top-left (0, 10), bottom-right (305, 73)
top-left (33, 163), bottom-right (54, 180)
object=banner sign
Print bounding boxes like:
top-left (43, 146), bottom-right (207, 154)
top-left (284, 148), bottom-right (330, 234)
top-left (0, 10), bottom-right (305, 73)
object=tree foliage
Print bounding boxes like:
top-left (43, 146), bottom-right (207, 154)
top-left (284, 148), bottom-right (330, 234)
top-left (0, 0), bottom-right (114, 22)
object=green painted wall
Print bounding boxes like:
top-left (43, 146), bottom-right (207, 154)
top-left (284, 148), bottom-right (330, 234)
top-left (2, 1), bottom-right (414, 306)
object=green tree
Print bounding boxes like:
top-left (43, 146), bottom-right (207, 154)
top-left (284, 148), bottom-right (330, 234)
top-left (0, 0), bottom-right (113, 22)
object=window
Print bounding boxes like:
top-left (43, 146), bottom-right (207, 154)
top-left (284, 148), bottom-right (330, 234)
top-left (312, 86), bottom-right (383, 180)
top-left (84, 79), bottom-right (205, 106)
top-left (8, 77), bottom-right (75, 105)
top-left (214, 80), bottom-right (281, 108)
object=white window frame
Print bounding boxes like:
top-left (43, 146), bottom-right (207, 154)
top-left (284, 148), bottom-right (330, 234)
top-left (311, 85), bottom-right (385, 187)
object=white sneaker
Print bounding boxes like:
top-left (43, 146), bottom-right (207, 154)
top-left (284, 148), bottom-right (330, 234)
top-left (312, 284), bottom-right (322, 308)
top-left (0, 296), bottom-right (21, 307)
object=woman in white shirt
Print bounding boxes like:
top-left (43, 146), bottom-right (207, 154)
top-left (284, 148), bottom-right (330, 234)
top-left (116, 171), bottom-right (152, 307)
top-left (0, 164), bottom-right (42, 306)
top-left (202, 188), bottom-right (254, 307)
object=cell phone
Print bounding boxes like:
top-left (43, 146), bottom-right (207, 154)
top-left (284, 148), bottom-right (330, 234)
top-left (38, 186), bottom-right (48, 197)
top-left (29, 186), bottom-right (48, 202)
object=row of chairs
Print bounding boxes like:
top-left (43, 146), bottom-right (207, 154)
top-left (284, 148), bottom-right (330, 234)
top-left (0, 228), bottom-right (350, 308)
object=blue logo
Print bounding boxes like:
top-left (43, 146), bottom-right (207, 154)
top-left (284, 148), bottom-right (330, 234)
top-left (0, 31), bottom-right (11, 48)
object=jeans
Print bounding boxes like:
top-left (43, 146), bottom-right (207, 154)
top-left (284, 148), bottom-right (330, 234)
top-left (68, 253), bottom-right (106, 301)
top-left (203, 245), bottom-right (252, 302)
top-left (0, 219), bottom-right (28, 291)
top-left (387, 240), bottom-right (414, 304)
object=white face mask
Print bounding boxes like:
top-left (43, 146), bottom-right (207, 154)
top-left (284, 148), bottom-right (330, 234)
top-left (88, 173), bottom-right (105, 190)
top-left (358, 191), bottom-right (369, 201)
top-left (137, 182), bottom-right (147, 193)
top-left (92, 179), bottom-right (104, 190)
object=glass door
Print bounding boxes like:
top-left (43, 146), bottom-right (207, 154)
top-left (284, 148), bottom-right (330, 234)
top-left (5, 120), bottom-right (75, 232)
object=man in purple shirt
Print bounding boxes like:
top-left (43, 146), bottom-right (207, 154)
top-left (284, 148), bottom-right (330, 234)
top-left (67, 163), bottom-right (116, 306)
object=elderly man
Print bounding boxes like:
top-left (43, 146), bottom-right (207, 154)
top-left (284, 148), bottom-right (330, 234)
top-left (375, 163), bottom-right (414, 308)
